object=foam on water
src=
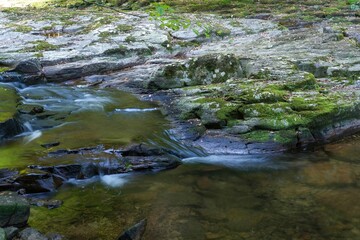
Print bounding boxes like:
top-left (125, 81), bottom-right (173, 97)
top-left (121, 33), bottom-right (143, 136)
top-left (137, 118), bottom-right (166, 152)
top-left (182, 155), bottom-right (281, 169)
top-left (23, 130), bottom-right (42, 144)
top-left (115, 108), bottom-right (158, 113)
top-left (100, 173), bottom-right (131, 187)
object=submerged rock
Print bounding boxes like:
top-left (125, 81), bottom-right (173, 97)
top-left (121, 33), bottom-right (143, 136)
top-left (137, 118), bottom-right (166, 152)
top-left (117, 219), bottom-right (147, 240)
top-left (0, 192), bottom-right (30, 228)
top-left (14, 173), bottom-right (64, 194)
top-left (15, 227), bottom-right (48, 240)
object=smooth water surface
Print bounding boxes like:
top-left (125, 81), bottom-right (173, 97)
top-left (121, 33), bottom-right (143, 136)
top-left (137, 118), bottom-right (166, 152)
top-left (29, 138), bottom-right (360, 240)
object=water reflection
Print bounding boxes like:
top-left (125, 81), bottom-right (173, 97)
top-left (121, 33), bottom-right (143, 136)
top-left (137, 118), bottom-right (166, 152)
top-left (29, 140), bottom-right (360, 240)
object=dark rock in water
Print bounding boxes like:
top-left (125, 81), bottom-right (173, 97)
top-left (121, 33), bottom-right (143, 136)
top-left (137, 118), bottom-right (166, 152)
top-left (0, 191), bottom-right (30, 228)
top-left (29, 165), bottom-right (81, 179)
top-left (4, 226), bottom-right (19, 239)
top-left (121, 144), bottom-right (167, 157)
top-left (0, 59), bottom-right (46, 85)
top-left (29, 164), bottom-right (98, 180)
top-left (0, 118), bottom-right (24, 141)
top-left (0, 169), bottom-right (20, 191)
top-left (117, 219), bottom-right (147, 240)
top-left (79, 163), bottom-right (99, 179)
top-left (13, 59), bottom-right (43, 75)
top-left (29, 106), bottom-right (45, 115)
top-left (40, 142), bottom-right (60, 149)
top-left (127, 155), bottom-right (181, 172)
top-left (16, 227), bottom-right (48, 240)
top-left (0, 169), bottom-right (18, 181)
top-left (15, 173), bottom-right (64, 193)
top-left (27, 198), bottom-right (62, 209)
top-left (46, 233), bottom-right (64, 240)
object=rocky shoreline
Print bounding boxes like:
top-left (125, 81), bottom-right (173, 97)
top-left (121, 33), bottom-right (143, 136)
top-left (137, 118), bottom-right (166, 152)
top-left (0, 4), bottom-right (360, 239)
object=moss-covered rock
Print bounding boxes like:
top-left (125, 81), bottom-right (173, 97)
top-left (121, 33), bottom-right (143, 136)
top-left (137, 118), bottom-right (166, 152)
top-left (0, 85), bottom-right (23, 141)
top-left (148, 54), bottom-right (244, 90)
top-left (173, 74), bottom-right (360, 149)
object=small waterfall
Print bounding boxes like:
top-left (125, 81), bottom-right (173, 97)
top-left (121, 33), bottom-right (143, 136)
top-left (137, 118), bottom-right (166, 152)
top-left (23, 121), bottom-right (33, 132)
top-left (23, 130), bottom-right (42, 144)
top-left (144, 130), bottom-right (207, 158)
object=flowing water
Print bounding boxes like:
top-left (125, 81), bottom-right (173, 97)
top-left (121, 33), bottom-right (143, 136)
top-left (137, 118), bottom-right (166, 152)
top-left (0, 84), bottom-right (168, 168)
top-left (1, 84), bottom-right (360, 240)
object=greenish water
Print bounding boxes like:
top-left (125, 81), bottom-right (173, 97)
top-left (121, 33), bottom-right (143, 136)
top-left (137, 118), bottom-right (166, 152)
top-left (0, 85), bottom-right (168, 168)
top-left (1, 84), bottom-right (359, 240)
top-left (29, 142), bottom-right (360, 240)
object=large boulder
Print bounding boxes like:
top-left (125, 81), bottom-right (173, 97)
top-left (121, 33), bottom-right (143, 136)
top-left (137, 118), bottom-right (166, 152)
top-left (0, 192), bottom-right (30, 228)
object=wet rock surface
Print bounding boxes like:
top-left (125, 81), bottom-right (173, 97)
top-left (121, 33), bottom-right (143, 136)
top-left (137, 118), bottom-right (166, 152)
top-left (1, 7), bottom-right (360, 154)
top-left (0, 144), bottom-right (182, 194)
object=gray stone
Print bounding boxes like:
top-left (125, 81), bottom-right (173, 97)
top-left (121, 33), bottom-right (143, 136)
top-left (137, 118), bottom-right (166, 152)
top-left (0, 192), bottom-right (30, 228)
top-left (17, 228), bottom-right (48, 240)
top-left (13, 59), bottom-right (42, 74)
top-left (4, 226), bottom-right (19, 239)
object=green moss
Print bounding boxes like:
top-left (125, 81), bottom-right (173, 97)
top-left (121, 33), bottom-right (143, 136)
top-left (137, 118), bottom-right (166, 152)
top-left (0, 85), bottom-right (19, 123)
top-left (176, 40), bottom-right (201, 48)
top-left (125, 35), bottom-right (136, 43)
top-left (216, 104), bottom-right (242, 124)
top-left (98, 31), bottom-right (116, 38)
top-left (283, 73), bottom-right (318, 91)
top-left (241, 130), bottom-right (271, 142)
top-left (103, 45), bottom-right (128, 55)
top-left (240, 129), bottom-right (297, 144)
top-left (15, 25), bottom-right (33, 33)
top-left (0, 66), bottom-right (11, 72)
top-left (81, 15), bottom-right (121, 34)
top-left (239, 86), bottom-right (287, 104)
top-left (24, 40), bottom-right (59, 52)
top-left (33, 52), bottom-right (44, 58)
top-left (241, 102), bottom-right (292, 118)
top-left (116, 24), bottom-right (134, 32)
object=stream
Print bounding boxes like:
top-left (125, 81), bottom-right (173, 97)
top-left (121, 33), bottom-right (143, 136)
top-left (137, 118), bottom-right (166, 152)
top-left (1, 83), bottom-right (360, 239)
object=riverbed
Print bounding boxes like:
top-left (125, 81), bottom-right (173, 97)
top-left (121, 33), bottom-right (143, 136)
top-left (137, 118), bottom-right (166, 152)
top-left (1, 84), bottom-right (359, 240)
